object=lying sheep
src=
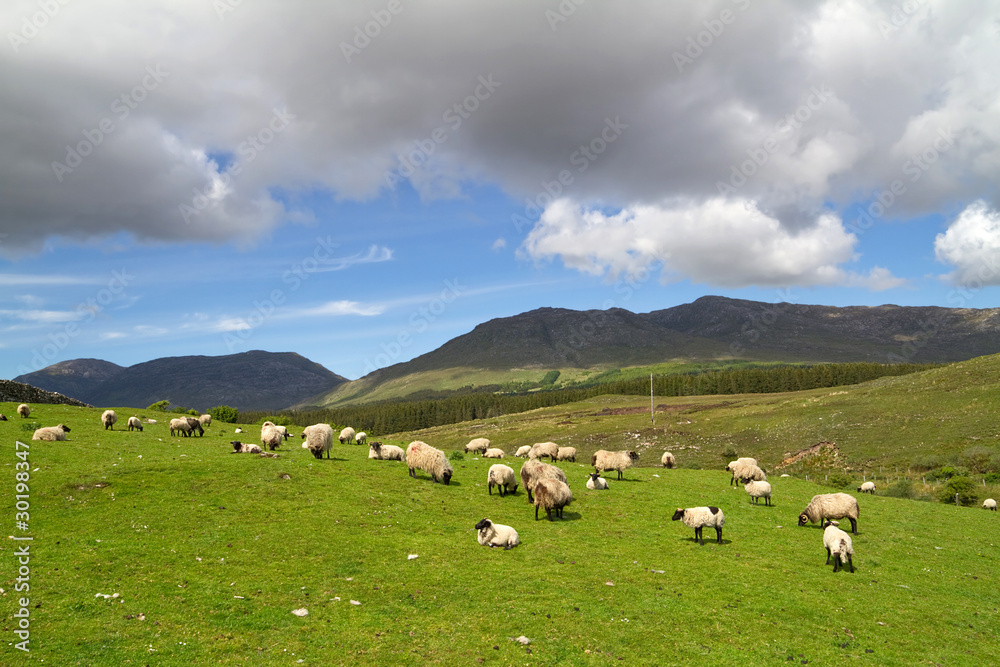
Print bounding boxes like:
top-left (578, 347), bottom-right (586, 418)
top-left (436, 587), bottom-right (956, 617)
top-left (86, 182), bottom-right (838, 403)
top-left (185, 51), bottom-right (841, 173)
top-left (127, 416), bottom-right (143, 432)
top-left (672, 506), bottom-right (725, 545)
top-left (534, 478), bottom-right (573, 521)
top-left (487, 464), bottom-right (518, 496)
top-left (586, 472), bottom-right (608, 490)
top-left (0, 414), bottom-right (7, 421)
top-left (17, 404), bottom-right (30, 418)
top-left (661, 452), bottom-right (676, 468)
top-left (514, 445), bottom-right (532, 458)
top-left (234, 427), bottom-right (243, 434)
top-left (529, 441), bottom-right (558, 461)
top-left (556, 446), bottom-right (577, 462)
top-left (32, 424), bottom-right (71, 441)
top-left (339, 427), bottom-right (356, 444)
top-left (484, 448), bottom-right (505, 459)
top-left (983, 499), bottom-right (997, 511)
top-left (101, 409), bottom-right (117, 430)
top-left (355, 431), bottom-right (368, 445)
top-left (474, 518), bottom-right (519, 550)
top-left (261, 422), bottom-right (284, 451)
top-left (858, 481), bottom-right (876, 495)
top-left (170, 418), bottom-right (195, 437)
top-left (199, 414), bottom-right (212, 427)
top-left (464, 438), bottom-right (490, 454)
top-left (798, 493), bottom-right (860, 534)
top-left (742, 478), bottom-right (772, 506)
top-left (592, 450), bottom-right (639, 480)
top-left (368, 441), bottom-right (405, 461)
top-left (300, 423), bottom-right (334, 460)
top-left (405, 441), bottom-right (453, 484)
top-left (725, 457), bottom-right (758, 486)
top-left (822, 520), bottom-right (855, 573)
top-left (520, 459), bottom-right (567, 504)
top-left (231, 441), bottom-right (263, 454)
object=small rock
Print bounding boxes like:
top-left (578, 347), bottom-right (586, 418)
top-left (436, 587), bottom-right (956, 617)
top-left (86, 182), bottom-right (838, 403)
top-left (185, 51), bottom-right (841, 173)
top-left (605, 581), bottom-right (614, 586)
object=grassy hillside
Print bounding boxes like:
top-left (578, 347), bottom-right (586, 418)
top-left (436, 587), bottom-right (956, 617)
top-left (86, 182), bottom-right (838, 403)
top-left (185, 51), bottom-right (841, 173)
top-left (2, 392), bottom-right (999, 665)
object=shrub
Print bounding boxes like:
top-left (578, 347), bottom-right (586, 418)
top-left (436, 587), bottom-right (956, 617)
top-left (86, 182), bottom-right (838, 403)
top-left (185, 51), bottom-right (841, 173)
top-left (958, 446), bottom-right (996, 474)
top-left (721, 445), bottom-right (738, 461)
top-left (21, 422), bottom-right (40, 433)
top-left (824, 472), bottom-right (854, 489)
top-left (209, 406), bottom-right (239, 424)
top-left (984, 472), bottom-right (1000, 484)
top-left (147, 400), bottom-right (170, 412)
top-left (911, 454), bottom-right (942, 471)
top-left (883, 479), bottom-right (916, 499)
top-left (937, 476), bottom-right (978, 506)
top-left (448, 450), bottom-right (465, 461)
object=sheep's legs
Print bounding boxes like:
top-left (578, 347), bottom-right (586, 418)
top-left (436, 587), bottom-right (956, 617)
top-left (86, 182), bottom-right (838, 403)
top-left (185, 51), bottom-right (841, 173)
top-left (715, 526), bottom-right (723, 544)
top-left (848, 518), bottom-right (857, 534)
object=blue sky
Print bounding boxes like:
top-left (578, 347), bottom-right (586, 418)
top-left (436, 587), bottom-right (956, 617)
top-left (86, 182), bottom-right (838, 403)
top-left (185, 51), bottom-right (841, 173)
top-left (2, 1), bottom-right (999, 381)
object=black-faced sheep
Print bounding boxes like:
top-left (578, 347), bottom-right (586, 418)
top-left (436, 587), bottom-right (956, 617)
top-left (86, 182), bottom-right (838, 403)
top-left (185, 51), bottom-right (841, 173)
top-left (464, 437), bottom-right (490, 454)
top-left (339, 427), bottom-right (356, 444)
top-left (487, 464), bottom-right (518, 496)
top-left (586, 472), bottom-right (608, 490)
top-left (300, 423), bottom-right (334, 459)
top-left (475, 518), bottom-right (520, 549)
top-left (858, 481), bottom-right (876, 495)
top-left (519, 459), bottom-right (567, 503)
top-left (672, 506), bottom-right (725, 545)
top-left (231, 441), bottom-right (263, 454)
top-left (556, 446), bottom-right (577, 462)
top-left (183, 416), bottom-right (205, 437)
top-left (822, 520), bottom-right (855, 573)
top-left (17, 404), bottom-right (30, 418)
top-left (405, 441), bottom-right (453, 484)
top-left (0, 413), bottom-right (7, 421)
top-left (983, 499), bottom-right (997, 511)
top-left (368, 441), bottom-right (405, 461)
top-left (725, 457), bottom-right (758, 486)
top-left (661, 452), bottom-right (676, 468)
top-left (32, 424), bottom-right (71, 441)
top-left (534, 478), bottom-right (573, 521)
top-left (355, 431), bottom-right (368, 445)
top-left (101, 409), bottom-right (117, 430)
top-left (742, 478), bottom-right (772, 506)
top-left (592, 450), bottom-right (639, 480)
top-left (127, 416), bottom-right (143, 432)
top-left (529, 442), bottom-right (559, 461)
top-left (798, 493), bottom-right (860, 534)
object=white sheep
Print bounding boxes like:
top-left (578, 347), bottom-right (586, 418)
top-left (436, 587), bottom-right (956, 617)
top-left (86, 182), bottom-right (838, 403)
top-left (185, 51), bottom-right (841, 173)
top-left (405, 441), bottom-right (453, 484)
top-left (199, 414), bottom-right (212, 427)
top-left (231, 441), bottom-right (262, 454)
top-left (725, 457), bottom-right (759, 486)
top-left (101, 409), bottom-right (117, 430)
top-left (339, 427), bottom-right (356, 444)
top-left (234, 427), bottom-right (242, 434)
top-left (17, 404), bottom-right (30, 418)
top-left (475, 518), bottom-right (519, 550)
top-left (857, 481), bottom-right (876, 495)
top-left (31, 424), bottom-right (71, 441)
top-left (127, 416), bottom-right (143, 432)
top-left (519, 459), bottom-right (567, 503)
top-left (300, 423), bottom-right (334, 459)
top-left (483, 448), bottom-right (505, 459)
top-left (528, 441), bottom-right (558, 461)
top-left (487, 464), bottom-right (518, 496)
top-left (556, 446), bottom-right (577, 462)
top-left (170, 418), bottom-right (194, 437)
top-left (983, 499), bottom-right (997, 511)
top-left (368, 441), bottom-right (406, 461)
top-left (592, 450), bottom-right (639, 480)
top-left (514, 445), bottom-right (532, 458)
top-left (798, 493), bottom-right (860, 534)
top-left (534, 478), bottom-right (573, 521)
top-left (822, 520), bottom-right (855, 573)
top-left (464, 437), bottom-right (490, 454)
top-left (742, 478), bottom-right (772, 506)
top-left (661, 452), bottom-right (676, 468)
top-left (672, 506), bottom-right (725, 545)
top-left (586, 472), bottom-right (608, 490)
top-left (355, 431), bottom-right (368, 445)
top-left (261, 422), bottom-right (283, 451)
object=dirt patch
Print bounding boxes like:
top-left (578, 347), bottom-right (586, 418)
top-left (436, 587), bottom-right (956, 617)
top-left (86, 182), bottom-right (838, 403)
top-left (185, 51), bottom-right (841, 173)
top-left (775, 441), bottom-right (839, 470)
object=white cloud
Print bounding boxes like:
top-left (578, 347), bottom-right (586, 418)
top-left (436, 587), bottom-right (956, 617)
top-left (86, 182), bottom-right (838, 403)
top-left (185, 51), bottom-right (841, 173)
top-left (492, 237), bottom-right (507, 251)
top-left (312, 245), bottom-right (394, 272)
top-left (291, 300), bottom-right (385, 318)
top-left (934, 200), bottom-right (1000, 286)
top-left (99, 331), bottom-right (127, 341)
top-left (0, 308), bottom-right (82, 324)
top-left (0, 274), bottom-right (101, 286)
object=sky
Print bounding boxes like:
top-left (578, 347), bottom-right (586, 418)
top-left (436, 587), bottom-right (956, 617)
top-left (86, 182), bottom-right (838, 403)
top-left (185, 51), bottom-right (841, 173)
top-left (2, 0), bottom-right (999, 382)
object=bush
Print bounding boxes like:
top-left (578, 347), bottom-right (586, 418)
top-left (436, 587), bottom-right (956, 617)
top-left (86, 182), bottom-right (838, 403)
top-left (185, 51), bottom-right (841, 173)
top-left (721, 445), bottom-right (738, 461)
top-left (824, 472), bottom-right (854, 489)
top-left (911, 454), bottom-right (942, 471)
top-left (984, 472), bottom-right (1000, 484)
top-left (883, 479), bottom-right (916, 499)
top-left (448, 450), bottom-right (465, 461)
top-left (209, 405), bottom-right (239, 424)
top-left (937, 476), bottom-right (978, 506)
top-left (21, 422), bottom-right (40, 433)
top-left (147, 400), bottom-right (170, 412)
top-left (958, 446), bottom-right (996, 474)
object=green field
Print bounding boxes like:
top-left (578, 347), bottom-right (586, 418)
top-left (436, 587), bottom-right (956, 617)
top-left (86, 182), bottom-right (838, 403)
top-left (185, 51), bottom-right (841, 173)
top-left (3, 358), bottom-right (1000, 665)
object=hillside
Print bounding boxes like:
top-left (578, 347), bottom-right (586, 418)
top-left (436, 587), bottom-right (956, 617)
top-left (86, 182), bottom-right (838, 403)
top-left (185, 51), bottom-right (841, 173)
top-left (0, 379), bottom-right (92, 407)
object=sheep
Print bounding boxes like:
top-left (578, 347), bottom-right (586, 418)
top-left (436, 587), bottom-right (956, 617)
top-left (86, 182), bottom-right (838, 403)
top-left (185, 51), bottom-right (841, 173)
top-left (368, 441), bottom-right (406, 461)
top-left (231, 441), bottom-right (262, 454)
top-left (798, 493), bottom-right (860, 534)
top-left (170, 418), bottom-right (194, 437)
top-left (661, 452), bottom-right (676, 468)
top-left (234, 427), bottom-right (242, 434)
top-left (672, 506), bottom-right (725, 545)
top-left (464, 437), bottom-right (490, 454)
top-left (199, 414), bottom-right (212, 427)
top-left (300, 423), bottom-right (334, 460)
top-left (127, 416), bottom-right (143, 432)
top-left (528, 441), bottom-right (558, 461)
top-left (725, 457), bottom-right (759, 486)
top-left (514, 445), bottom-right (532, 458)
top-left (183, 416), bottom-right (205, 437)
top-left (274, 425), bottom-right (291, 440)
top-left (261, 422), bottom-right (284, 451)
top-left (822, 520), bottom-right (855, 573)
top-left (742, 478), bottom-right (772, 506)
top-left (592, 450), bottom-right (639, 480)
top-left (474, 518), bottom-right (519, 550)
top-left (534, 478), bottom-right (573, 521)
top-left (858, 481), bottom-right (876, 495)
top-left (556, 446), bottom-right (577, 462)
top-left (983, 499), bottom-right (997, 511)
top-left (519, 459), bottom-right (567, 503)
top-left (32, 424), bottom-right (71, 441)
top-left (586, 472), bottom-right (608, 490)
top-left (17, 404), bottom-right (30, 418)
top-left (487, 464), bottom-right (518, 496)
top-left (405, 441), bottom-right (453, 484)
top-left (355, 431), bottom-right (368, 445)
top-left (483, 448), bottom-right (506, 459)
top-left (101, 409), bottom-right (117, 430)
top-left (0, 414), bottom-right (7, 421)
top-left (339, 427), bottom-right (356, 444)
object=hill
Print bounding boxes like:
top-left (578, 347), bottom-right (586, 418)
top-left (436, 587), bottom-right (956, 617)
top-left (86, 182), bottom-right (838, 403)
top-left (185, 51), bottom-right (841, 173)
top-left (0, 378), bottom-right (92, 407)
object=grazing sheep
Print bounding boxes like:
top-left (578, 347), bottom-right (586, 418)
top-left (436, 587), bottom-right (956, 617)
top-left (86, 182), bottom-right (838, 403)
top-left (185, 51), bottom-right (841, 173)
top-left (586, 472), bottom-right (608, 490)
top-left (31, 424), bottom-right (71, 441)
top-left (742, 478), bottom-right (772, 506)
top-left (528, 442), bottom-right (559, 461)
top-left (591, 450), bottom-right (639, 480)
top-left (519, 459), bottom-right (567, 503)
top-left (339, 427), bottom-right (356, 444)
top-left (170, 418), bottom-right (194, 437)
top-left (983, 499), bottom-right (997, 511)
top-left (355, 431), bottom-right (368, 445)
top-left (261, 422), bottom-right (284, 451)
top-left (661, 452), bottom-right (676, 468)
top-left (405, 441), bottom-right (453, 484)
top-left (368, 441), bottom-right (406, 461)
top-left (300, 423), bottom-right (334, 460)
top-left (199, 414), bottom-right (212, 427)
top-left (127, 416), bottom-right (143, 432)
top-left (183, 416), bottom-right (205, 437)
top-left (231, 441), bottom-right (262, 454)
top-left (101, 409), bottom-right (118, 430)
top-left (474, 518), bottom-right (520, 550)
top-left (556, 446), bottom-right (577, 462)
top-left (672, 506), bottom-right (725, 545)
top-left (534, 478), bottom-right (573, 521)
top-left (487, 464), bottom-right (518, 496)
top-left (0, 414), bottom-right (7, 421)
top-left (798, 493), bottom-right (860, 534)
top-left (858, 481), bottom-right (876, 495)
top-left (725, 457), bottom-right (759, 486)
top-left (464, 437), bottom-right (491, 454)
top-left (17, 404), bottom-right (30, 418)
top-left (514, 445), bottom-right (532, 458)
top-left (822, 520), bottom-right (855, 573)
top-left (484, 448), bottom-right (506, 459)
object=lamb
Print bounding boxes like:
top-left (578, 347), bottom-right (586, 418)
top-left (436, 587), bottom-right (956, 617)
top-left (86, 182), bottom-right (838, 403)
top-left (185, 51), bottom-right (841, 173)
top-left (983, 499), bottom-right (997, 511)
top-left (742, 478), bottom-right (772, 506)
top-left (261, 422), bottom-right (284, 451)
top-left (368, 441), bottom-right (406, 461)
top-left (514, 445), bottom-right (532, 458)
top-left (556, 446), bottom-right (577, 462)
top-left (528, 441), bottom-right (558, 461)
top-left (591, 450), bottom-right (639, 480)
top-left (127, 416), bottom-right (143, 432)
top-left (169, 418), bottom-right (194, 437)
top-left (798, 493), bottom-right (860, 534)
top-left (355, 431), bottom-right (368, 445)
top-left (17, 404), bottom-right (30, 418)
top-left (534, 478), bottom-right (573, 521)
top-left (858, 481), bottom-right (876, 495)
top-left (487, 464), bottom-right (518, 496)
top-left (32, 424), bottom-right (71, 441)
top-left (101, 409), bottom-right (117, 430)
top-left (725, 457), bottom-right (759, 486)
top-left (405, 441), bottom-right (453, 484)
top-left (183, 416), bottom-right (205, 437)
top-left (661, 452), bottom-right (676, 468)
top-left (300, 423), bottom-right (334, 460)
top-left (234, 427), bottom-right (243, 434)
top-left (464, 437), bottom-right (490, 454)
top-left (586, 472), bottom-right (608, 490)
top-left (199, 414), bottom-right (212, 427)
top-left (672, 506), bottom-right (725, 545)
top-left (339, 427), bottom-right (356, 444)
top-left (474, 518), bottom-right (519, 550)
top-left (822, 520), bottom-right (855, 573)
top-left (483, 448), bottom-right (506, 459)
top-left (519, 459), bottom-right (567, 503)
top-left (231, 441), bottom-right (263, 454)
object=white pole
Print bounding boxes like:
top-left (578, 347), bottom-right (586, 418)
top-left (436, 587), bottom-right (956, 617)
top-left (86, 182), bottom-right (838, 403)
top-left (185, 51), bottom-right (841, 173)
top-left (650, 373), bottom-right (654, 426)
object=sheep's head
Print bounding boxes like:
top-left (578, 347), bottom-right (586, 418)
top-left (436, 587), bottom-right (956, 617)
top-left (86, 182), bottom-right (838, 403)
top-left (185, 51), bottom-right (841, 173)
top-left (798, 513), bottom-right (810, 526)
top-left (310, 448), bottom-right (324, 460)
top-left (59, 424), bottom-right (71, 432)
top-left (442, 469), bottom-right (453, 485)
top-left (370, 441), bottom-right (383, 452)
top-left (474, 518), bottom-right (492, 531)
top-left (671, 508), bottom-right (685, 521)
top-left (628, 451), bottom-right (639, 461)
top-left (300, 432), bottom-right (307, 439)
top-left (231, 441), bottom-right (243, 452)
top-left (589, 472), bottom-right (602, 481)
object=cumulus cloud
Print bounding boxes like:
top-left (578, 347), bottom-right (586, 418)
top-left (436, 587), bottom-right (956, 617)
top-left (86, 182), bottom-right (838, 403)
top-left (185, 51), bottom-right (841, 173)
top-left (934, 200), bottom-right (1000, 286)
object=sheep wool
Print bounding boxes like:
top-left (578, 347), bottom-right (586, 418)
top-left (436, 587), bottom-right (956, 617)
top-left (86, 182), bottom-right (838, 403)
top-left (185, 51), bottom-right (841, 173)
top-left (101, 410), bottom-right (117, 430)
top-left (534, 478), bottom-right (573, 521)
top-left (487, 464), bottom-right (518, 496)
top-left (528, 442), bottom-right (558, 461)
top-left (170, 418), bottom-right (194, 437)
top-left (798, 493), bottom-right (860, 534)
top-left (339, 427), bottom-right (356, 444)
top-left (32, 424), bottom-right (71, 441)
top-left (519, 459), bottom-right (567, 503)
top-left (17, 404), bottom-right (30, 418)
top-left (822, 521), bottom-right (855, 572)
top-left (183, 416), bottom-right (205, 437)
top-left (464, 438), bottom-right (490, 454)
top-left (355, 431), bottom-right (368, 445)
top-left (483, 448), bottom-right (506, 459)
top-left (261, 423), bottom-right (284, 451)
top-left (127, 416), bottom-right (143, 432)
top-left (405, 441), bottom-right (453, 484)
top-left (475, 518), bottom-right (520, 550)
top-left (514, 445), bottom-right (532, 458)
top-left (983, 499), bottom-right (997, 511)
top-left (672, 506), bottom-right (725, 545)
top-left (368, 442), bottom-right (406, 461)
top-left (661, 452), bottom-right (676, 468)
top-left (725, 457), bottom-right (759, 486)
top-left (586, 472), bottom-right (608, 490)
top-left (591, 450), bottom-right (639, 480)
top-left (743, 479), bottom-right (772, 506)
top-left (231, 441), bottom-right (263, 454)
top-left (858, 481), bottom-right (876, 495)
top-left (199, 414), bottom-right (212, 427)
top-left (556, 447), bottom-right (577, 462)
top-left (300, 423), bottom-right (334, 459)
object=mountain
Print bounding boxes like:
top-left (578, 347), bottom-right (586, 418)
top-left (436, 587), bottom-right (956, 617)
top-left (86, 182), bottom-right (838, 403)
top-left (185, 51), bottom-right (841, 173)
top-left (0, 379), bottom-right (92, 407)
top-left (14, 351), bottom-right (347, 411)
